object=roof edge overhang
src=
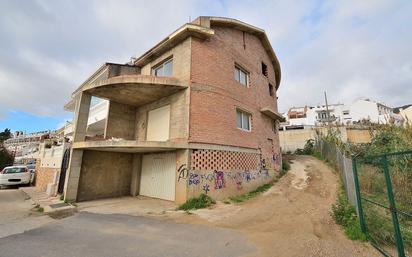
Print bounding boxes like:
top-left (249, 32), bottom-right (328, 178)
top-left (133, 16), bottom-right (281, 87)
top-left (261, 107), bottom-right (286, 122)
top-left (133, 24), bottom-right (214, 67)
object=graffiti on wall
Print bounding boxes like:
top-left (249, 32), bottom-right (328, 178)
top-left (273, 153), bottom-right (281, 165)
top-left (214, 171), bottom-right (225, 189)
top-left (188, 173), bottom-right (200, 186)
top-left (178, 168), bottom-right (270, 190)
top-left (177, 164), bottom-right (189, 182)
top-left (203, 184), bottom-right (210, 194)
top-left (177, 153), bottom-right (279, 192)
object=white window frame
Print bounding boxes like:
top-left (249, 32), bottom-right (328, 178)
top-left (152, 58), bottom-right (173, 77)
top-left (236, 109), bottom-right (252, 132)
top-left (234, 65), bottom-right (249, 87)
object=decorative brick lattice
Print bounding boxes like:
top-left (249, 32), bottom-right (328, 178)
top-left (191, 149), bottom-right (260, 171)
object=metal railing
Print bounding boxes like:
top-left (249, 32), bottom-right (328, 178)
top-left (316, 138), bottom-right (412, 257)
top-left (353, 150), bottom-right (412, 257)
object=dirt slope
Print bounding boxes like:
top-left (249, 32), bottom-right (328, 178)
top-left (171, 155), bottom-right (380, 257)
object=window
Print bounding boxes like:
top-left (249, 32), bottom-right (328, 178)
top-left (343, 110), bottom-right (350, 115)
top-left (261, 62), bottom-right (268, 77)
top-left (268, 83), bottom-right (274, 97)
top-left (234, 65), bottom-right (249, 87)
top-left (3, 167), bottom-right (27, 174)
top-left (153, 58), bottom-right (173, 77)
top-left (236, 109), bottom-right (251, 131)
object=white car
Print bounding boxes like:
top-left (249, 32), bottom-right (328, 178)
top-left (0, 166), bottom-right (32, 186)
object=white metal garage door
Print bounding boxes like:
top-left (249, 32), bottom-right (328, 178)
top-left (140, 152), bottom-right (176, 201)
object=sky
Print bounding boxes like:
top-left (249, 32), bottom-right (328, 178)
top-left (0, 0), bottom-right (411, 133)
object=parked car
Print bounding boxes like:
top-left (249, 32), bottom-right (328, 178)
top-left (26, 164), bottom-right (36, 184)
top-left (0, 166), bottom-right (32, 187)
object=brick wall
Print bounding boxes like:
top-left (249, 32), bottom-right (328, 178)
top-left (35, 159), bottom-right (60, 192)
top-left (184, 149), bottom-right (277, 200)
top-left (189, 26), bottom-right (281, 170)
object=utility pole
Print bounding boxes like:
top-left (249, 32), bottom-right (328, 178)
top-left (324, 91), bottom-right (331, 127)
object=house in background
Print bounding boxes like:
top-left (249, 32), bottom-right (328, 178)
top-left (349, 98), bottom-right (393, 124)
top-left (64, 99), bottom-right (109, 141)
top-left (26, 100), bottom-right (109, 197)
top-left (396, 104), bottom-right (412, 126)
top-left (63, 16), bottom-right (283, 204)
top-left (281, 98), bottom-right (394, 130)
top-left (35, 140), bottom-right (71, 196)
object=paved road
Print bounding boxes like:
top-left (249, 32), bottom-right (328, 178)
top-left (0, 188), bottom-right (34, 223)
top-left (0, 212), bottom-right (254, 257)
top-left (0, 188), bottom-right (53, 238)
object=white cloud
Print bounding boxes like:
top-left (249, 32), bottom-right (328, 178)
top-left (0, 0), bottom-right (410, 119)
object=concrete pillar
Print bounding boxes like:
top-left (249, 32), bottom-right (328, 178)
top-left (63, 92), bottom-right (91, 201)
top-left (73, 92), bottom-right (91, 142)
top-left (130, 154), bottom-right (142, 196)
top-left (175, 149), bottom-right (190, 204)
top-left (63, 149), bottom-right (84, 201)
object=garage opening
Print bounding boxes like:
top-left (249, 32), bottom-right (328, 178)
top-left (140, 152), bottom-right (176, 201)
top-left (77, 150), bottom-right (133, 202)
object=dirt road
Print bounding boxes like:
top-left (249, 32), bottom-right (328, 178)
top-left (171, 155), bottom-right (380, 257)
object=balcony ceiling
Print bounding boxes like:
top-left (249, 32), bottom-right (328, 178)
top-left (82, 75), bottom-right (187, 107)
top-left (72, 140), bottom-right (188, 153)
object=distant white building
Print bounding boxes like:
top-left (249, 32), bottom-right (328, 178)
top-left (3, 130), bottom-right (58, 163)
top-left (348, 98), bottom-right (393, 124)
top-left (281, 98), bottom-right (394, 129)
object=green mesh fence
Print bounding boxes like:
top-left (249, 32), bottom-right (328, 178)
top-left (354, 151), bottom-right (412, 257)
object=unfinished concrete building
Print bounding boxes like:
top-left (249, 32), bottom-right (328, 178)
top-left (63, 16), bottom-right (283, 204)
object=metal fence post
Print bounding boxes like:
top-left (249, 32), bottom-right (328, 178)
top-left (382, 155), bottom-right (405, 257)
top-left (351, 156), bottom-right (367, 234)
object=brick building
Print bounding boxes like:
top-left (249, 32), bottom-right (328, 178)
top-left (64, 16), bottom-right (283, 204)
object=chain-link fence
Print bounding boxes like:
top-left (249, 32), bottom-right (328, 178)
top-left (315, 138), bottom-right (357, 207)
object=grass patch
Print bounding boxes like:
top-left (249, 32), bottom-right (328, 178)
top-left (312, 150), bottom-right (325, 161)
top-left (332, 189), bottom-right (366, 241)
top-left (33, 204), bottom-right (44, 213)
top-left (280, 159), bottom-right (290, 177)
top-left (59, 195), bottom-right (64, 201)
top-left (223, 200), bottom-right (231, 204)
top-left (229, 181), bottom-right (274, 203)
top-left (178, 194), bottom-right (216, 211)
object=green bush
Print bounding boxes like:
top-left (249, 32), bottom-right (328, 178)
top-left (0, 147), bottom-right (13, 170)
top-left (280, 159), bottom-right (290, 177)
top-left (178, 194), bottom-right (215, 211)
top-left (295, 139), bottom-right (315, 155)
top-left (332, 190), bottom-right (366, 241)
top-left (345, 220), bottom-right (367, 241)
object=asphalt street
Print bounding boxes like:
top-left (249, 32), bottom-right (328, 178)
top-left (0, 210), bottom-right (254, 257)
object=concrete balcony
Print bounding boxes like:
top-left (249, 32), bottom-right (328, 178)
top-left (65, 62), bottom-right (187, 110)
top-left (82, 74), bottom-right (187, 107)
